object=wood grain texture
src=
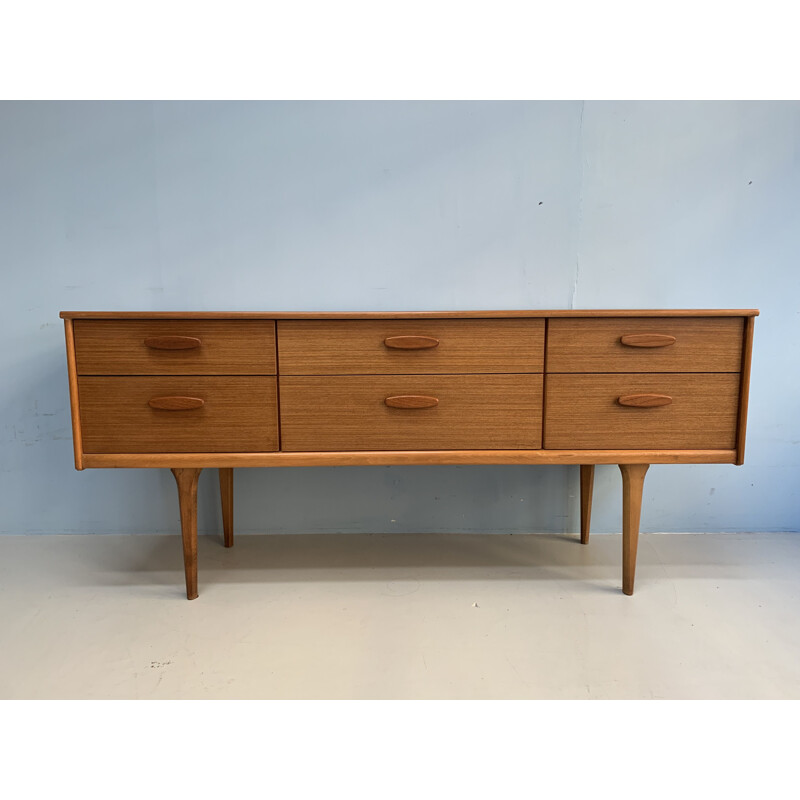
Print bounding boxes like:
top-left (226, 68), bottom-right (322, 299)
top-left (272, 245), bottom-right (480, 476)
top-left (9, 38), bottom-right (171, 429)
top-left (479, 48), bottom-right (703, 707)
top-left (280, 374), bottom-right (543, 451)
top-left (620, 464), bottom-right (649, 596)
top-left (60, 309), bottom-right (761, 320)
top-left (580, 464), bottom-right (594, 545)
top-left (74, 320), bottom-right (276, 375)
top-left (63, 319), bottom-right (84, 470)
top-left (547, 317), bottom-right (745, 373)
top-left (277, 319), bottom-right (545, 374)
top-left (81, 449), bottom-right (738, 468)
top-left (79, 377), bottom-right (279, 453)
top-left (219, 468), bottom-right (233, 548)
top-left (736, 315), bottom-right (755, 466)
top-left (544, 373), bottom-right (740, 450)
top-left (171, 467), bottom-right (202, 600)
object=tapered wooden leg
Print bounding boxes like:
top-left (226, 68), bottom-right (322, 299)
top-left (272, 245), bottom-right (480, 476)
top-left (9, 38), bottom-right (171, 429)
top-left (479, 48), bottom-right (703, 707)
top-left (580, 464), bottom-right (594, 545)
top-left (171, 467), bottom-right (202, 600)
top-left (219, 468), bottom-right (234, 548)
top-left (619, 464), bottom-right (649, 596)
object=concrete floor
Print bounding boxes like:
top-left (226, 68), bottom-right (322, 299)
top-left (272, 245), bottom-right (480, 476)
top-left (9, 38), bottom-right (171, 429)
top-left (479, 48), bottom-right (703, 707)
top-left (0, 531), bottom-right (798, 699)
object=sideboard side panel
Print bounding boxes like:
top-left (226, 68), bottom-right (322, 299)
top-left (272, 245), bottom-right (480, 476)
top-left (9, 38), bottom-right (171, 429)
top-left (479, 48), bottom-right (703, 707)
top-left (736, 315), bottom-right (756, 465)
top-left (63, 318), bottom-right (84, 470)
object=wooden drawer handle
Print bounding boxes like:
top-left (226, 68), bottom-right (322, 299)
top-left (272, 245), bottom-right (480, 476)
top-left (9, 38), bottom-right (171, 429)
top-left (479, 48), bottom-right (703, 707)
top-left (144, 336), bottom-right (202, 350)
top-left (148, 396), bottom-right (205, 411)
top-left (619, 333), bottom-right (677, 348)
top-left (384, 336), bottom-right (440, 350)
top-left (617, 394), bottom-right (673, 408)
top-left (384, 395), bottom-right (439, 409)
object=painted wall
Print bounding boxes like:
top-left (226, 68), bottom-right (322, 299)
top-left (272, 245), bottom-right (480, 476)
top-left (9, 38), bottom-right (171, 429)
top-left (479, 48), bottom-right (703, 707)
top-left (1, 100), bottom-right (797, 535)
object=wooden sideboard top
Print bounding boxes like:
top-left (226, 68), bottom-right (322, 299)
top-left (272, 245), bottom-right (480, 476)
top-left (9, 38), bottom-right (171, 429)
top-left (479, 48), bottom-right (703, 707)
top-left (60, 309), bottom-right (760, 320)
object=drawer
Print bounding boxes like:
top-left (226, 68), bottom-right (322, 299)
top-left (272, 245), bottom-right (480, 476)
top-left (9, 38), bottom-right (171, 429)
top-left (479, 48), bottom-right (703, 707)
top-left (544, 373), bottom-right (739, 450)
top-left (79, 377), bottom-right (278, 453)
top-left (279, 374), bottom-right (543, 451)
top-left (74, 320), bottom-right (276, 375)
top-left (277, 319), bottom-right (544, 375)
top-left (546, 317), bottom-right (744, 373)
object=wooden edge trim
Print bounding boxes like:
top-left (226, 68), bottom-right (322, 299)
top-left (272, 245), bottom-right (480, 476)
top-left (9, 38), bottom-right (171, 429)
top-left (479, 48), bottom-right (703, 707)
top-left (273, 321), bottom-right (282, 452)
top-left (81, 449), bottom-right (737, 469)
top-left (541, 319), bottom-right (549, 446)
top-left (735, 315), bottom-right (756, 466)
top-left (63, 319), bottom-right (84, 470)
top-left (59, 309), bottom-right (761, 320)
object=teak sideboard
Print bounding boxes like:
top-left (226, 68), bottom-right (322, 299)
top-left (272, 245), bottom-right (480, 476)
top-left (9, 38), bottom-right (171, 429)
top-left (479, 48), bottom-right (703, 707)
top-left (59, 309), bottom-right (757, 599)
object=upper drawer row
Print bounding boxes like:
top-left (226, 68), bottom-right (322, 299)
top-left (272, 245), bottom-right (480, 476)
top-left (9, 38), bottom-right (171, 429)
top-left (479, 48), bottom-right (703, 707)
top-left (73, 317), bottom-right (744, 375)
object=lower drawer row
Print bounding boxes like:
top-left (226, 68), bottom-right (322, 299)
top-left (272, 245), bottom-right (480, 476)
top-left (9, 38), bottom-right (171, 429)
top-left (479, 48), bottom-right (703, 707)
top-left (77, 374), bottom-right (740, 453)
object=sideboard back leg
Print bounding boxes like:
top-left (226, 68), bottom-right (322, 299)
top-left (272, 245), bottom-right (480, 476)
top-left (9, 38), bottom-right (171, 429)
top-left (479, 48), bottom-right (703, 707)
top-left (580, 465), bottom-right (594, 544)
top-left (619, 464), bottom-right (649, 596)
top-left (219, 468), bottom-right (234, 548)
top-left (171, 467), bottom-right (203, 600)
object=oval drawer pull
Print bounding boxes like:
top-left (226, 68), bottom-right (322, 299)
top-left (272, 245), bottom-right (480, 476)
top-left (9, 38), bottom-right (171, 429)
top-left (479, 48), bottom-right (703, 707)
top-left (617, 393), bottom-right (673, 408)
top-left (384, 395), bottom-right (439, 409)
top-left (384, 336), bottom-right (440, 350)
top-left (148, 396), bottom-right (205, 411)
top-left (144, 336), bottom-right (202, 350)
top-left (619, 333), bottom-right (677, 348)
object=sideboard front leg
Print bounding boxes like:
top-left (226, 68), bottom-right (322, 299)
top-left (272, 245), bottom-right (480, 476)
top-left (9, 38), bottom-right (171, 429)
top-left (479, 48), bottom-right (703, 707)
top-left (580, 465), bottom-right (594, 545)
top-left (219, 468), bottom-right (234, 548)
top-left (619, 464), bottom-right (649, 596)
top-left (171, 467), bottom-right (203, 600)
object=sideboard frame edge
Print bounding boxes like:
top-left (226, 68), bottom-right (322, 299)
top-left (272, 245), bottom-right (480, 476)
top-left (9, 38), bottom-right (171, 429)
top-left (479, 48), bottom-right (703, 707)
top-left (81, 449), bottom-right (737, 468)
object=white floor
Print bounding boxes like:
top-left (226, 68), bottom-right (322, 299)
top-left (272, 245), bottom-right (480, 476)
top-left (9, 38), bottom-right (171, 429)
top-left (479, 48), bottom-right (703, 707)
top-left (1, 531), bottom-right (798, 699)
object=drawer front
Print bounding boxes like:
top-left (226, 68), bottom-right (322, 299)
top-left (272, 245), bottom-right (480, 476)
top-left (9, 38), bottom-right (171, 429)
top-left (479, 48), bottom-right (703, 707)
top-left (280, 374), bottom-right (543, 451)
top-left (277, 319), bottom-right (544, 375)
top-left (544, 373), bottom-right (739, 449)
top-left (547, 317), bottom-right (744, 373)
top-left (74, 320), bottom-right (276, 375)
top-left (79, 377), bottom-right (278, 453)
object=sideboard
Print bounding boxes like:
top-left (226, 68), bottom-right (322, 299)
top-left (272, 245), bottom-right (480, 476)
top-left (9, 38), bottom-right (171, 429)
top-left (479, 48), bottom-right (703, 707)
top-left (59, 309), bottom-right (757, 599)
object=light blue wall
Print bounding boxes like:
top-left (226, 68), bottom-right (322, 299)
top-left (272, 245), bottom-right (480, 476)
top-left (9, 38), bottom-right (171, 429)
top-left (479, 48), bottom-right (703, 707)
top-left (1, 101), bottom-right (797, 535)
